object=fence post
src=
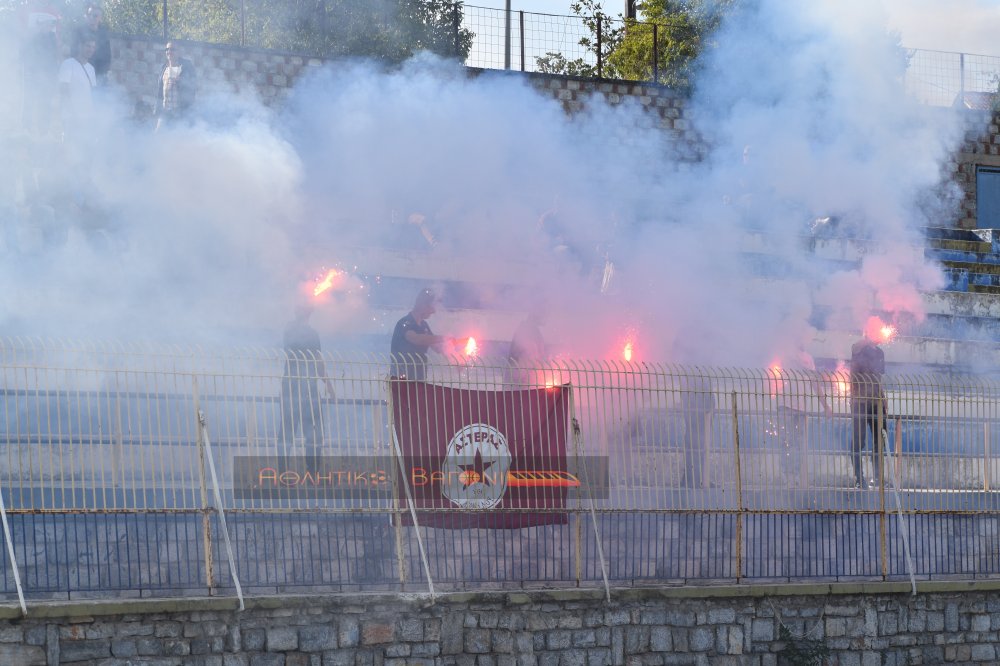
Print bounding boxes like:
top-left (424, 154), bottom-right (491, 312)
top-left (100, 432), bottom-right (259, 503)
top-left (519, 11), bottom-right (525, 72)
top-left (878, 402), bottom-right (887, 580)
top-left (960, 53), bottom-right (966, 106)
top-left (652, 23), bottom-right (658, 83)
top-left (161, 0), bottom-right (168, 41)
top-left (504, 0), bottom-right (511, 70)
top-left (731, 390), bottom-right (743, 582)
top-left (596, 16), bottom-right (603, 78)
top-left (452, 2), bottom-right (461, 59)
top-left (192, 379), bottom-right (215, 591)
top-left (985, 420), bottom-right (991, 492)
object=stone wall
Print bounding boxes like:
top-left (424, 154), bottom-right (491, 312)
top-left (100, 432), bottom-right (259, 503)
top-left (109, 35), bottom-right (1000, 231)
top-left (3, 583), bottom-right (1000, 664)
top-left (107, 37), bottom-right (699, 155)
top-left (109, 37), bottom-right (327, 108)
top-left (953, 110), bottom-right (1000, 229)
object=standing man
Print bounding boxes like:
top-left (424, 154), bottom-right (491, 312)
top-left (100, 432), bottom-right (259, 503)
top-left (280, 304), bottom-right (335, 458)
top-left (390, 288), bottom-right (454, 381)
top-left (83, 4), bottom-right (111, 86)
top-left (850, 317), bottom-right (887, 489)
top-left (155, 41), bottom-right (197, 130)
top-left (57, 30), bottom-right (96, 152)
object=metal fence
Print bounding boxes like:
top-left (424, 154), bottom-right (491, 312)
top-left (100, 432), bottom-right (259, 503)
top-left (107, 2), bottom-right (1000, 106)
top-left (0, 338), bottom-right (1000, 606)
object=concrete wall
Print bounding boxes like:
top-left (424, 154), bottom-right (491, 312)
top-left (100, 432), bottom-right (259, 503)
top-left (4, 583), bottom-right (1000, 664)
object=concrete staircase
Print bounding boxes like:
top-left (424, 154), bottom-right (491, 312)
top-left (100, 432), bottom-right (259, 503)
top-left (929, 227), bottom-right (1000, 296)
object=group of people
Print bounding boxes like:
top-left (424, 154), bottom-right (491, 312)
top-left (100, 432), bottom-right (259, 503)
top-left (19, 1), bottom-right (198, 141)
top-left (278, 287), bottom-right (548, 456)
top-left (7, 2), bottom-right (199, 253)
top-left (280, 288), bottom-right (890, 492)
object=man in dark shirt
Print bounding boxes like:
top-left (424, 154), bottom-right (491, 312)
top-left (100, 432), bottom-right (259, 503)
top-left (850, 317), bottom-right (887, 488)
top-left (390, 288), bottom-right (454, 381)
top-left (83, 4), bottom-right (110, 85)
top-left (280, 305), bottom-right (334, 456)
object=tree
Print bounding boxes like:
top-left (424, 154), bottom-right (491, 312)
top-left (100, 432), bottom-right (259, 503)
top-left (537, 0), bottom-right (735, 89)
top-left (100, 0), bottom-right (473, 63)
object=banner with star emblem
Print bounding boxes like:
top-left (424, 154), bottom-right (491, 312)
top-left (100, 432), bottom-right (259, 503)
top-left (390, 381), bottom-right (571, 528)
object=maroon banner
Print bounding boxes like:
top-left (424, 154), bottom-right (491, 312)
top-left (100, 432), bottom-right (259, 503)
top-left (391, 381), bottom-right (571, 528)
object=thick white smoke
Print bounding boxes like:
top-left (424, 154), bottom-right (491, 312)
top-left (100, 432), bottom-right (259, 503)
top-left (0, 0), bottom-right (971, 369)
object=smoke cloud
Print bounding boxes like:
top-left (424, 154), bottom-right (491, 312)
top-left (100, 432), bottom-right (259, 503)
top-left (0, 0), bottom-right (973, 370)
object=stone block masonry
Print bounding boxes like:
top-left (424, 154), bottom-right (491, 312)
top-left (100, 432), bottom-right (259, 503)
top-left (3, 582), bottom-right (1000, 663)
top-left (109, 35), bottom-right (994, 229)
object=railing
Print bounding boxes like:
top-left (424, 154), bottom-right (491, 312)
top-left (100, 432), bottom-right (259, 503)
top-left (103, 2), bottom-right (1000, 106)
top-left (1, 339), bottom-right (1000, 604)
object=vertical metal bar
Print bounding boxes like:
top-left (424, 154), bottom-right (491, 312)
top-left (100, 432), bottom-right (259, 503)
top-left (985, 420), bottom-right (991, 492)
top-left (388, 393), bottom-right (435, 599)
top-left (878, 401), bottom-right (887, 579)
top-left (192, 380), bottom-right (214, 591)
top-left (519, 11), bottom-right (525, 72)
top-left (894, 417), bottom-right (903, 488)
top-left (0, 484), bottom-right (26, 614)
top-left (731, 390), bottom-right (743, 582)
top-left (504, 0), bottom-right (511, 70)
top-left (596, 16), bottom-right (603, 78)
top-left (197, 408), bottom-right (245, 610)
top-left (452, 3), bottom-right (461, 59)
top-left (385, 387), bottom-right (406, 586)
top-left (571, 386), bottom-right (610, 601)
top-left (652, 23), bottom-right (658, 83)
top-left (960, 53), bottom-right (966, 105)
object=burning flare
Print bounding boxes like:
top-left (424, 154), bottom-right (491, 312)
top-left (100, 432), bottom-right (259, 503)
top-left (833, 360), bottom-right (850, 397)
top-left (313, 269), bottom-right (340, 297)
top-left (864, 315), bottom-right (898, 345)
top-left (622, 340), bottom-right (633, 362)
top-left (464, 337), bottom-right (478, 357)
top-left (767, 362), bottom-right (783, 398)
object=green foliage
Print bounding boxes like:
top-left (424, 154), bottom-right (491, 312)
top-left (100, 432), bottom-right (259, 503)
top-left (536, 0), bottom-right (622, 79)
top-left (536, 0), bottom-right (734, 88)
top-left (102, 0), bottom-right (473, 63)
top-left (606, 4), bottom-right (700, 87)
top-left (776, 624), bottom-right (830, 666)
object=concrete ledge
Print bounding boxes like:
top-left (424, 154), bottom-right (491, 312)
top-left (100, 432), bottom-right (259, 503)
top-left (5, 579), bottom-right (1000, 620)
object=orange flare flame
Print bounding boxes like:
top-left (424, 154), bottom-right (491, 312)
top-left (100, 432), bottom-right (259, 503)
top-left (834, 360), bottom-right (850, 397)
top-left (622, 340), bottom-right (633, 362)
top-left (313, 269), bottom-right (340, 297)
top-left (768, 362), bottom-right (783, 398)
top-left (464, 337), bottom-right (478, 357)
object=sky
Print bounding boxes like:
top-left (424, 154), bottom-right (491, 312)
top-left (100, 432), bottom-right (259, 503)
top-left (0, 0), bottom-right (979, 371)
top-left (470, 0), bottom-right (1000, 56)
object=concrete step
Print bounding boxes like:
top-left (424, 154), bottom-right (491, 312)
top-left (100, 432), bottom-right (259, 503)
top-left (969, 284), bottom-right (1000, 295)
top-left (928, 238), bottom-right (992, 253)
